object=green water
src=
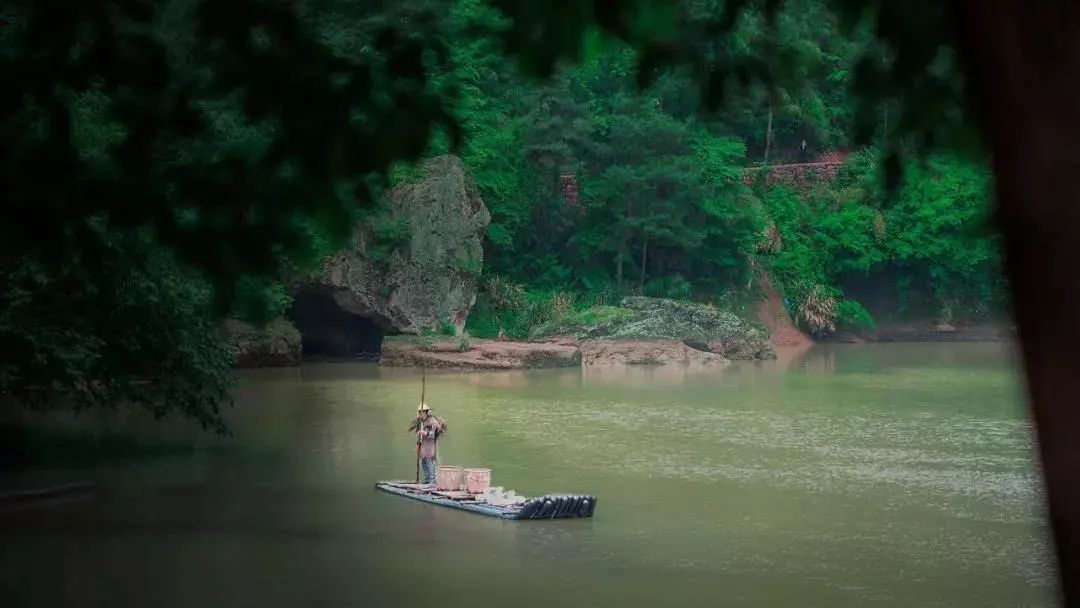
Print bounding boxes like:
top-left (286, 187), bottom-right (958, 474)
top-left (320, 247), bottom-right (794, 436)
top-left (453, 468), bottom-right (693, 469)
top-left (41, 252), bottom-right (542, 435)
top-left (1, 343), bottom-right (1056, 607)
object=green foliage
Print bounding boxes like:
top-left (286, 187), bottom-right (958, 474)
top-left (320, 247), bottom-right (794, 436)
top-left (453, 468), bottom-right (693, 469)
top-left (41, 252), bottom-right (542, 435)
top-left (880, 155), bottom-right (1004, 316)
top-left (644, 275), bottom-right (694, 300)
top-left (1, 0), bottom-right (472, 429)
top-left (490, 0), bottom-right (977, 174)
top-left (440, 321), bottom-right (458, 337)
top-left (836, 299), bottom-right (876, 333)
top-left (557, 305), bottom-right (634, 329)
top-left (467, 276), bottom-right (584, 340)
top-left (4, 0), bottom-right (465, 295)
top-left (231, 277), bottom-right (293, 325)
top-left (442, 0), bottom-right (1001, 337)
top-left (754, 151), bottom-right (1002, 333)
top-left (459, 40), bottom-right (762, 299)
top-left (369, 215), bottom-right (412, 264)
top-left (0, 227), bottom-right (233, 432)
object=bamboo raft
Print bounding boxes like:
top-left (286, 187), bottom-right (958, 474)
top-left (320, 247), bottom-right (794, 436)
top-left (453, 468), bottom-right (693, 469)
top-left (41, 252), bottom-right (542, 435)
top-left (375, 481), bottom-right (597, 520)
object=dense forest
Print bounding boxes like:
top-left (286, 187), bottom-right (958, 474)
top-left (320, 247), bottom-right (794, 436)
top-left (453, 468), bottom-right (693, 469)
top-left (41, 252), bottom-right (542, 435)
top-left (1, 0), bottom-right (1002, 428)
top-left (426, 0), bottom-right (1004, 338)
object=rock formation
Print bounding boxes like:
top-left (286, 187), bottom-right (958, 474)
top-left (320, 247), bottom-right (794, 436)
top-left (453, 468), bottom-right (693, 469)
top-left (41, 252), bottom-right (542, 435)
top-left (538, 296), bottom-right (775, 360)
top-left (304, 155), bottom-right (491, 335)
top-left (222, 318), bottom-right (302, 368)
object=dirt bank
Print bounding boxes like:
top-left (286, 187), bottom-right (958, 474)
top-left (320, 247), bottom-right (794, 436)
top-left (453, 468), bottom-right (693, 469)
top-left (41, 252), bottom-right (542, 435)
top-left (753, 270), bottom-right (814, 348)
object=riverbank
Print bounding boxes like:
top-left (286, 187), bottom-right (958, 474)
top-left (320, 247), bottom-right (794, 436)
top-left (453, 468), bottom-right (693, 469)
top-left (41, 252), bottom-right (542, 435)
top-left (822, 322), bottom-right (1014, 343)
top-left (380, 296), bottom-right (776, 369)
top-left (380, 335), bottom-right (742, 369)
top-left (223, 294), bottom-right (1012, 371)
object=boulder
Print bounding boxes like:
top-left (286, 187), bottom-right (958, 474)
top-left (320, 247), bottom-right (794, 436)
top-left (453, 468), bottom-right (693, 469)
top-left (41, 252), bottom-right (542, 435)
top-left (538, 297), bottom-right (775, 360)
top-left (579, 339), bottom-right (729, 366)
top-left (615, 297), bottom-right (747, 340)
top-left (706, 336), bottom-right (777, 360)
top-left (222, 318), bottom-right (302, 368)
top-left (310, 155), bottom-right (490, 334)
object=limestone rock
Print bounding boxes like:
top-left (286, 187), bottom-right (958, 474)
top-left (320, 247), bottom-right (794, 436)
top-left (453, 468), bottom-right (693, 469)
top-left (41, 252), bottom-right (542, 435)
top-left (222, 318), bottom-right (302, 368)
top-left (312, 155), bottom-right (490, 333)
top-left (579, 339), bottom-right (729, 366)
top-left (615, 297), bottom-right (747, 340)
top-left (538, 296), bottom-right (775, 360)
top-left (706, 336), bottom-right (777, 360)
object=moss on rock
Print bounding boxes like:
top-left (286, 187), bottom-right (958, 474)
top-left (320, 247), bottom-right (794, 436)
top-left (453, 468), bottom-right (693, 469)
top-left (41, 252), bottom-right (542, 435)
top-left (538, 296), bottom-right (775, 360)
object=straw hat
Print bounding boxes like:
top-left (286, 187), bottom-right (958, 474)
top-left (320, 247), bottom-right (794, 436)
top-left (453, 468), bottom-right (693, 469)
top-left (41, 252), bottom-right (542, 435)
top-left (418, 403), bottom-right (431, 412)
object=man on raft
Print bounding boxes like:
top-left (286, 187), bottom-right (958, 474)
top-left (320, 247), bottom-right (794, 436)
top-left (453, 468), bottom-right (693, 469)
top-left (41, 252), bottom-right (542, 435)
top-left (409, 403), bottom-right (446, 485)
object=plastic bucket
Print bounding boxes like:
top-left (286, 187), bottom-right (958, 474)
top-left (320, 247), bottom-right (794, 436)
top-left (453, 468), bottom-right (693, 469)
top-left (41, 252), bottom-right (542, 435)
top-left (464, 468), bottom-right (491, 494)
top-left (436, 466), bottom-right (464, 491)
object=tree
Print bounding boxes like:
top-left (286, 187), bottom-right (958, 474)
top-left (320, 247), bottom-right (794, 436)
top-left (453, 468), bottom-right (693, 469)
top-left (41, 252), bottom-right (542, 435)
top-left (1, 0), bottom-right (465, 428)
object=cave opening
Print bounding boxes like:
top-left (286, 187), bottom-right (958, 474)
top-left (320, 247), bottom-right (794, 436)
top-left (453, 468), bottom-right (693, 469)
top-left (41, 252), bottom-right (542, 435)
top-left (290, 290), bottom-right (385, 361)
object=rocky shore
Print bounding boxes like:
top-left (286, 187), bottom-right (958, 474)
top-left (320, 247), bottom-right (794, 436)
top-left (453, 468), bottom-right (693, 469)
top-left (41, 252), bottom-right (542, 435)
top-left (381, 337), bottom-right (581, 369)
top-left (380, 336), bottom-right (738, 369)
top-left (380, 297), bottom-right (775, 370)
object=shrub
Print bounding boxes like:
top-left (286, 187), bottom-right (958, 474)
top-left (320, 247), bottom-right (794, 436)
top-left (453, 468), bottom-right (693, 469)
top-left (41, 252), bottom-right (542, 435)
top-left (643, 274), bottom-right (694, 300)
top-left (836, 299), bottom-right (876, 333)
top-left (797, 284), bottom-right (838, 335)
top-left (484, 275), bottom-right (527, 311)
top-left (231, 276), bottom-right (293, 324)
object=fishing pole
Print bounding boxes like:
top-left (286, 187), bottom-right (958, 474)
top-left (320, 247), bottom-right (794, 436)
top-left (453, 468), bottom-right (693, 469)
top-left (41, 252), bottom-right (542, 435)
top-left (415, 367), bottom-right (426, 484)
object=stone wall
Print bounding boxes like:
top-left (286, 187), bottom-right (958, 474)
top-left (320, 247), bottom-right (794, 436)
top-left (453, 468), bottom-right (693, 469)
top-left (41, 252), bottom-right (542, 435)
top-left (742, 160), bottom-right (845, 191)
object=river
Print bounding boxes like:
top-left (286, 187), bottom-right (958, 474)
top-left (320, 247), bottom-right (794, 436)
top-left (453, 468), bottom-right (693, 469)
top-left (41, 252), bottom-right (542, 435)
top-left (0, 343), bottom-right (1056, 607)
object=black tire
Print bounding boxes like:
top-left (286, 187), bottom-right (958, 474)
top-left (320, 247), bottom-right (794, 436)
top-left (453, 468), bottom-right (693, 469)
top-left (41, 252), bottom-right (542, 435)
top-left (567, 495), bottom-right (582, 517)
top-left (536, 498), bottom-right (555, 518)
top-left (560, 495), bottom-right (575, 518)
top-left (577, 498), bottom-right (591, 517)
top-left (519, 498), bottom-right (539, 519)
top-left (552, 495), bottom-right (567, 518)
top-left (571, 495), bottom-right (585, 516)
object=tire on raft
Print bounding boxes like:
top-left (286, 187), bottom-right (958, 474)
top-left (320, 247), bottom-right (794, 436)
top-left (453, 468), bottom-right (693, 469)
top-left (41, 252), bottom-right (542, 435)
top-left (554, 495), bottom-right (570, 518)
top-left (519, 498), bottom-right (541, 519)
top-left (576, 496), bottom-right (588, 516)
top-left (561, 494), bottom-right (578, 518)
top-left (552, 495), bottom-right (568, 518)
top-left (517, 494), bottom-right (598, 519)
top-left (574, 495), bottom-right (587, 515)
top-left (535, 498), bottom-right (556, 519)
top-left (564, 495), bottom-right (579, 518)
top-left (577, 497), bottom-right (592, 517)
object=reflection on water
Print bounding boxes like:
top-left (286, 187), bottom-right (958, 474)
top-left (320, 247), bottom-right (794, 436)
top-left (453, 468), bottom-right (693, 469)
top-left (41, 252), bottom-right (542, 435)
top-left (0, 342), bottom-right (1055, 607)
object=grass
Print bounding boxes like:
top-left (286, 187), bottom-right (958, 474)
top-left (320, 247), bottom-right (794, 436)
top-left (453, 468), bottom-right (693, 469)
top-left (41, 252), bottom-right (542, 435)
top-left (559, 305), bottom-right (633, 327)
